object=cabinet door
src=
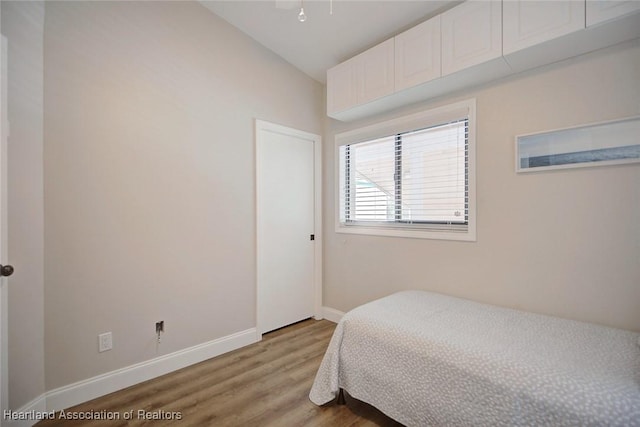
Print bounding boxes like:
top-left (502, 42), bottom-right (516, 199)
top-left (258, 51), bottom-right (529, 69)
top-left (503, 1), bottom-right (585, 55)
top-left (356, 39), bottom-right (395, 105)
top-left (395, 16), bottom-right (441, 92)
top-left (327, 58), bottom-right (357, 115)
top-left (441, 0), bottom-right (502, 76)
top-left (587, 0), bottom-right (640, 26)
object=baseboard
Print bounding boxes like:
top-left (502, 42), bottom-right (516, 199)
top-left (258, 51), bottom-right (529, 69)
top-left (321, 306), bottom-right (345, 324)
top-left (5, 394), bottom-right (47, 427)
top-left (45, 327), bottom-right (257, 413)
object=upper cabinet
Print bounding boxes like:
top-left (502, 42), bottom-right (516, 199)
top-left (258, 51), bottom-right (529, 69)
top-left (502, 0), bottom-right (586, 71)
top-left (357, 39), bottom-right (395, 105)
top-left (327, 0), bottom-right (640, 122)
top-left (327, 39), bottom-right (394, 116)
top-left (503, 0), bottom-right (639, 72)
top-left (441, 0), bottom-right (502, 76)
top-left (587, 0), bottom-right (640, 26)
top-left (326, 57), bottom-right (357, 115)
top-left (503, 1), bottom-right (585, 55)
top-left (395, 15), bottom-right (441, 92)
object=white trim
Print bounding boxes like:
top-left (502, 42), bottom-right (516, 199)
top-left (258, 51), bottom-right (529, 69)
top-left (322, 307), bottom-right (345, 324)
top-left (313, 127), bottom-right (323, 323)
top-left (334, 99), bottom-right (477, 242)
top-left (334, 101), bottom-right (472, 148)
top-left (2, 328), bottom-right (256, 425)
top-left (45, 328), bottom-right (257, 412)
top-left (255, 119), bottom-right (323, 336)
top-left (1, 35), bottom-right (9, 424)
top-left (4, 395), bottom-right (47, 427)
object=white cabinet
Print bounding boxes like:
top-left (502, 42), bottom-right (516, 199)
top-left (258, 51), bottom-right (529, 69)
top-left (327, 39), bottom-right (395, 116)
top-left (326, 57), bottom-right (357, 115)
top-left (394, 15), bottom-right (441, 92)
top-left (357, 39), bottom-right (395, 105)
top-left (587, 0), bottom-right (640, 26)
top-left (503, 1), bottom-right (585, 55)
top-left (326, 0), bottom-right (640, 122)
top-left (441, 0), bottom-right (502, 76)
top-left (503, 0), bottom-right (639, 72)
top-left (327, 39), bottom-right (394, 116)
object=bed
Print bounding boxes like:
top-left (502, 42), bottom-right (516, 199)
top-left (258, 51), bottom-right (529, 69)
top-left (309, 290), bottom-right (640, 426)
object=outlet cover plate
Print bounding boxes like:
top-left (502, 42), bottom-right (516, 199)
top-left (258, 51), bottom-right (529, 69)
top-left (98, 332), bottom-right (113, 352)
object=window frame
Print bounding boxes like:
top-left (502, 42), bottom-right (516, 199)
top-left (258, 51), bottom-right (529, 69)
top-left (334, 99), bottom-right (477, 241)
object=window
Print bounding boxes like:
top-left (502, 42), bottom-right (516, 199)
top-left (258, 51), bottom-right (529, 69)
top-left (336, 99), bottom-right (476, 241)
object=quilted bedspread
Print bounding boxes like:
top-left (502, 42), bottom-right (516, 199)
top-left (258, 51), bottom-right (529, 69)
top-left (309, 291), bottom-right (640, 426)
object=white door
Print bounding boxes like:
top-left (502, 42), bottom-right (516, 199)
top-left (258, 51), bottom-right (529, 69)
top-left (256, 120), bottom-right (321, 335)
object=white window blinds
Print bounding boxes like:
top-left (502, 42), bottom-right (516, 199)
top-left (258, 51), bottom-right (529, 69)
top-left (336, 99), bottom-right (475, 240)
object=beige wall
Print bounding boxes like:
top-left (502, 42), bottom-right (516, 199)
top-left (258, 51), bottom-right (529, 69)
top-left (43, 1), bottom-right (323, 390)
top-left (323, 40), bottom-right (640, 332)
top-left (4, 0), bottom-right (638, 409)
top-left (1, 1), bottom-right (46, 410)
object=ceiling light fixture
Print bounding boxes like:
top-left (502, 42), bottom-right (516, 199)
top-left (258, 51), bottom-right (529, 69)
top-left (298, 0), bottom-right (307, 22)
top-left (296, 0), bottom-right (333, 22)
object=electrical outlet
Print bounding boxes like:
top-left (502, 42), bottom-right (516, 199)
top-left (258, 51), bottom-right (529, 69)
top-left (155, 321), bottom-right (164, 344)
top-left (98, 332), bottom-right (112, 353)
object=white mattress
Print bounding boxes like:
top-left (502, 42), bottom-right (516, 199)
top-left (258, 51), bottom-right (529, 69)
top-left (309, 291), bottom-right (640, 426)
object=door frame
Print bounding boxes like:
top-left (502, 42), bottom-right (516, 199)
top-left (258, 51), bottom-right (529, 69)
top-left (255, 119), bottom-right (322, 337)
top-left (1, 34), bottom-right (9, 418)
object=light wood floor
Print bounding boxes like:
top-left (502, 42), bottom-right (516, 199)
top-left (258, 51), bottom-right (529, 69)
top-left (36, 319), bottom-right (404, 426)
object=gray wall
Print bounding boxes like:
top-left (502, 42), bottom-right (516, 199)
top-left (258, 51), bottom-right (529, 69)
top-left (1, 0), bottom-right (46, 410)
top-left (323, 40), bottom-right (640, 332)
top-left (43, 1), bottom-right (323, 392)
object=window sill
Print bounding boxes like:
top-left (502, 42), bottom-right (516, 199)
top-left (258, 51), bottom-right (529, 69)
top-left (335, 224), bottom-right (476, 242)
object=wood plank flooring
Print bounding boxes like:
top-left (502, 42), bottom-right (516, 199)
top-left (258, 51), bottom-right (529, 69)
top-left (36, 319), bottom-right (404, 426)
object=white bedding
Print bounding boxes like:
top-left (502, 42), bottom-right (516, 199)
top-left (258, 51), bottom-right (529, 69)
top-left (309, 291), bottom-right (640, 426)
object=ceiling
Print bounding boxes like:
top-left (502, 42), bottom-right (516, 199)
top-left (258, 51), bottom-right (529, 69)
top-left (200, 0), bottom-right (459, 83)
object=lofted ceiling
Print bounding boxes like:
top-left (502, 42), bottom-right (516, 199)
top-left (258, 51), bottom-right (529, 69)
top-left (200, 0), bottom-right (459, 83)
